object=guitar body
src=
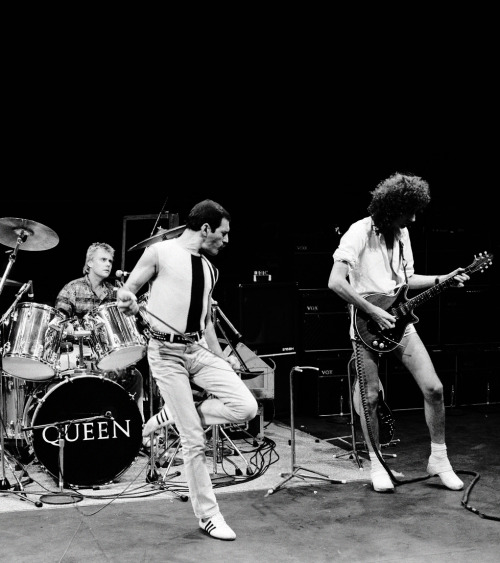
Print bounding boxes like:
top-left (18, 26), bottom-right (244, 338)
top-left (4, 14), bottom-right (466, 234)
top-left (352, 251), bottom-right (494, 353)
top-left (354, 285), bottom-right (417, 352)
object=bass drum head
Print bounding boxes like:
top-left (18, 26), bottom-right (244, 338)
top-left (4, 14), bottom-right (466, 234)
top-left (23, 373), bottom-right (143, 487)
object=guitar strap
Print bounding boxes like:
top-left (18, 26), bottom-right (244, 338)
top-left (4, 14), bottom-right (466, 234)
top-left (399, 240), bottom-right (408, 284)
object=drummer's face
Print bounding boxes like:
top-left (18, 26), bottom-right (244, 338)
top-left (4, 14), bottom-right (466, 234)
top-left (89, 249), bottom-right (113, 278)
top-left (201, 218), bottom-right (230, 256)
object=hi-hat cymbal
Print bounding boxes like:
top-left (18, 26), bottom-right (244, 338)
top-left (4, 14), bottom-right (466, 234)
top-left (128, 225), bottom-right (186, 252)
top-left (0, 217), bottom-right (59, 251)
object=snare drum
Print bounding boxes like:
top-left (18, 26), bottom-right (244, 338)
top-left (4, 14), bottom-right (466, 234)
top-left (85, 302), bottom-right (147, 371)
top-left (22, 372), bottom-right (143, 487)
top-left (2, 302), bottom-right (65, 380)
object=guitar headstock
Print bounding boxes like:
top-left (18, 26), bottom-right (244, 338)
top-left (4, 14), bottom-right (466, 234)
top-left (468, 251), bottom-right (494, 274)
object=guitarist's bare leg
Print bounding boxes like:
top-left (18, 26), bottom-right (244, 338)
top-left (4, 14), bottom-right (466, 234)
top-left (395, 332), bottom-right (463, 490)
top-left (353, 341), bottom-right (395, 492)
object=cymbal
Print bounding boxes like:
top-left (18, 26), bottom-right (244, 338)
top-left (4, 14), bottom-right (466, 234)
top-left (4, 279), bottom-right (23, 288)
top-left (0, 217), bottom-right (59, 251)
top-left (128, 225), bottom-right (186, 252)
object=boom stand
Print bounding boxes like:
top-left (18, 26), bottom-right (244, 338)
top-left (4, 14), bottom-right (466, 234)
top-left (23, 415), bottom-right (111, 505)
top-left (266, 366), bottom-right (347, 496)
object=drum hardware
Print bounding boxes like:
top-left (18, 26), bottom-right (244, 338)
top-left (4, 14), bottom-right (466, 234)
top-left (23, 413), bottom-right (112, 505)
top-left (0, 217), bottom-right (59, 497)
top-left (73, 329), bottom-right (92, 369)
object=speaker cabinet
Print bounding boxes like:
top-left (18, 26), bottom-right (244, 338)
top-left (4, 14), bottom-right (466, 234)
top-left (440, 286), bottom-right (497, 345)
top-left (298, 289), bottom-right (351, 351)
top-left (238, 282), bottom-right (297, 356)
top-left (297, 350), bottom-right (352, 416)
top-left (456, 347), bottom-right (500, 406)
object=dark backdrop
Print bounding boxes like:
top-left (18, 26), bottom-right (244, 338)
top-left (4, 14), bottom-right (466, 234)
top-left (2, 138), bottom-right (498, 348)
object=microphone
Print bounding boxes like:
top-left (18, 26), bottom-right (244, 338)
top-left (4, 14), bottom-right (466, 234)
top-left (116, 270), bottom-right (131, 278)
top-left (28, 280), bottom-right (34, 299)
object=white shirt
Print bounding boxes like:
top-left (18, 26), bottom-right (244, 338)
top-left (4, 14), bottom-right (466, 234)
top-left (333, 216), bottom-right (414, 296)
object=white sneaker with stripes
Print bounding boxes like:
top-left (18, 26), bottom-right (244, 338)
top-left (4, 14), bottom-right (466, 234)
top-left (199, 512), bottom-right (236, 540)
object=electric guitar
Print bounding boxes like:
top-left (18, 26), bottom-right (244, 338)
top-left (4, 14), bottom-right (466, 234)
top-left (354, 251), bottom-right (494, 353)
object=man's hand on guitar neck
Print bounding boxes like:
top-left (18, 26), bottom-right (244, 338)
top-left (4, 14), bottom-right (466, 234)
top-left (441, 267), bottom-right (470, 288)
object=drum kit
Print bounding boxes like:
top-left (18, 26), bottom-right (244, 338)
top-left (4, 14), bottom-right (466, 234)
top-left (0, 217), bottom-right (163, 499)
top-left (0, 216), bottom-right (257, 503)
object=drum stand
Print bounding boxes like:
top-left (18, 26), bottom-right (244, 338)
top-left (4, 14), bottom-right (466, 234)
top-left (266, 366), bottom-right (347, 496)
top-left (22, 415), bottom-right (112, 505)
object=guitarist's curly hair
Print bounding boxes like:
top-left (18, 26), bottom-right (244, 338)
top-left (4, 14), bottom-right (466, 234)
top-left (368, 173), bottom-right (431, 233)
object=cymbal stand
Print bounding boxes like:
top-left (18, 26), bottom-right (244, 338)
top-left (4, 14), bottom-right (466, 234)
top-left (266, 366), bottom-right (347, 496)
top-left (0, 230), bottom-right (27, 296)
top-left (23, 415), bottom-right (111, 505)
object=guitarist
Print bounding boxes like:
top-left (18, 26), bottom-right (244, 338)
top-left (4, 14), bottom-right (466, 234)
top-left (328, 173), bottom-right (470, 493)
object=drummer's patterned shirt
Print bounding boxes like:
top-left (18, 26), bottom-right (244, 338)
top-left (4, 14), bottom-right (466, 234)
top-left (54, 275), bottom-right (139, 390)
top-left (54, 274), bottom-right (116, 321)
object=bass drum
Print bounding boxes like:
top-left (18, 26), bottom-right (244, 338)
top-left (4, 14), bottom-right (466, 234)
top-left (23, 372), bottom-right (143, 487)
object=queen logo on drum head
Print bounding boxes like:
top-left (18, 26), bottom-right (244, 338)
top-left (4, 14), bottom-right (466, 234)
top-left (23, 373), bottom-right (143, 487)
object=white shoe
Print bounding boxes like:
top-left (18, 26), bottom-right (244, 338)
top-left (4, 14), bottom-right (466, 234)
top-left (199, 512), bottom-right (236, 541)
top-left (371, 468), bottom-right (394, 492)
top-left (427, 457), bottom-right (464, 490)
top-left (142, 409), bottom-right (172, 437)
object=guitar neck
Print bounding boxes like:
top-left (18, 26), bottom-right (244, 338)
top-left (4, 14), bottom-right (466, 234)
top-left (399, 278), bottom-right (454, 314)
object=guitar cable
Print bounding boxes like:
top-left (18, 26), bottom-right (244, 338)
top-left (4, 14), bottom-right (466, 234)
top-left (353, 339), bottom-right (500, 521)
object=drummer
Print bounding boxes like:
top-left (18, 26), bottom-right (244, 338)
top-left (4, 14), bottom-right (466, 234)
top-left (54, 242), bottom-right (144, 422)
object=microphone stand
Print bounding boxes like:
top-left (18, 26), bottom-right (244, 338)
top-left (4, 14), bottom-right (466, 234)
top-left (23, 415), bottom-right (112, 505)
top-left (211, 301), bottom-right (250, 375)
top-left (265, 366), bottom-right (347, 497)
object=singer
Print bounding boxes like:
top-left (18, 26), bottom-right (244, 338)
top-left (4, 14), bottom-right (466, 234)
top-left (117, 199), bottom-right (257, 541)
top-left (54, 242), bottom-right (145, 422)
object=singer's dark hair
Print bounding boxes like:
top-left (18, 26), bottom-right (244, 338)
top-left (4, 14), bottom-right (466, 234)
top-left (368, 172), bottom-right (431, 233)
top-left (186, 199), bottom-right (231, 232)
top-left (83, 242), bottom-right (115, 274)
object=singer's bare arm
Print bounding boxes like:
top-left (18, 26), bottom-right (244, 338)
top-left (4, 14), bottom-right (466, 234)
top-left (116, 247), bottom-right (157, 316)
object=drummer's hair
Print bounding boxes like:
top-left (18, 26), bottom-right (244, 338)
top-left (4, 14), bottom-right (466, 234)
top-left (186, 199), bottom-right (231, 232)
top-left (83, 242), bottom-right (115, 274)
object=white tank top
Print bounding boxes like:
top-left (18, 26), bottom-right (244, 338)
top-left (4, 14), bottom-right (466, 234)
top-left (145, 239), bottom-right (218, 334)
